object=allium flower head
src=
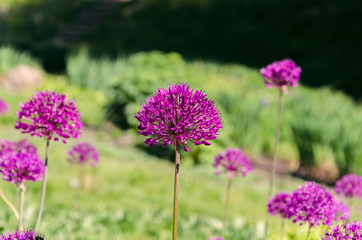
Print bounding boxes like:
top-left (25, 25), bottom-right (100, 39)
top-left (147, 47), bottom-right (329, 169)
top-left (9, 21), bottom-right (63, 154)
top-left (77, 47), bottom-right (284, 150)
top-left (268, 192), bottom-right (293, 219)
top-left (0, 139), bottom-right (38, 156)
top-left (289, 182), bottom-right (336, 227)
top-left (1, 229), bottom-right (43, 240)
top-left (68, 142), bottom-right (99, 167)
top-left (335, 174), bottom-right (362, 199)
top-left (333, 198), bottom-right (351, 221)
top-left (0, 152), bottom-right (44, 184)
top-left (15, 91), bottom-right (83, 143)
top-left (0, 98), bottom-right (9, 115)
top-left (208, 238), bottom-right (224, 240)
top-left (135, 83), bottom-right (223, 151)
top-left (321, 221), bottom-right (362, 240)
top-left (214, 148), bottom-right (252, 178)
top-left (260, 59), bottom-right (302, 89)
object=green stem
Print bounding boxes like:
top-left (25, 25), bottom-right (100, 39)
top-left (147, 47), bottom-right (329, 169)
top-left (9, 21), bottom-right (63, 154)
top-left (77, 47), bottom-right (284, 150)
top-left (306, 224), bottom-right (311, 240)
top-left (265, 89), bottom-right (284, 238)
top-left (0, 186), bottom-right (19, 220)
top-left (172, 141), bottom-right (181, 240)
top-left (19, 183), bottom-right (25, 230)
top-left (35, 139), bottom-right (50, 232)
top-left (281, 218), bottom-right (285, 240)
top-left (222, 178), bottom-right (232, 237)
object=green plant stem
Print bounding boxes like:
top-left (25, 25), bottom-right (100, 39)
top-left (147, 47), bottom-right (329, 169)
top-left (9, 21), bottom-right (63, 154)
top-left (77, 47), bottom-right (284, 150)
top-left (264, 89), bottom-right (284, 238)
top-left (222, 178), bottom-right (232, 237)
top-left (0, 187), bottom-right (19, 220)
top-left (306, 224), bottom-right (311, 240)
top-left (35, 139), bottom-right (50, 232)
top-left (281, 218), bottom-right (285, 240)
top-left (19, 183), bottom-right (25, 230)
top-left (172, 141), bottom-right (181, 240)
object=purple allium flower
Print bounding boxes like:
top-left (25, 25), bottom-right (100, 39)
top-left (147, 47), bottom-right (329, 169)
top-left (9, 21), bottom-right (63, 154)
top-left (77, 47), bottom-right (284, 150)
top-left (135, 83), bottom-right (223, 151)
top-left (214, 148), bottom-right (252, 178)
top-left (267, 192), bottom-right (293, 219)
top-left (321, 221), bottom-right (362, 240)
top-left (1, 229), bottom-right (43, 240)
top-left (260, 59), bottom-right (302, 89)
top-left (68, 142), bottom-right (99, 167)
top-left (208, 238), bottom-right (224, 240)
top-left (0, 139), bottom-right (38, 156)
top-left (335, 174), bottom-right (362, 199)
top-left (0, 98), bottom-right (9, 115)
top-left (0, 152), bottom-right (44, 184)
top-left (289, 182), bottom-right (336, 227)
top-left (333, 198), bottom-right (351, 221)
top-left (15, 91), bottom-right (83, 143)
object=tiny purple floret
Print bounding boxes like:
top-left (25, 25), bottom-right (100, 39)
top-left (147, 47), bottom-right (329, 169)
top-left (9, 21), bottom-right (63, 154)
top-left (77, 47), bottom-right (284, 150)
top-left (214, 148), bottom-right (252, 179)
top-left (68, 142), bottom-right (99, 167)
top-left (335, 174), bottom-right (362, 199)
top-left (1, 229), bottom-right (43, 240)
top-left (15, 91), bottom-right (83, 143)
top-left (260, 59), bottom-right (302, 89)
top-left (135, 83), bottom-right (223, 151)
top-left (321, 221), bottom-right (362, 240)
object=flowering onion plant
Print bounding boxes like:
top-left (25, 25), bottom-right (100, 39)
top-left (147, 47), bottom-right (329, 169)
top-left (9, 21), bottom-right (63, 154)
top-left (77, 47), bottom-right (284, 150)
top-left (1, 229), bottom-right (43, 240)
top-left (0, 98), bottom-right (9, 115)
top-left (135, 83), bottom-right (223, 240)
top-left (16, 91), bottom-right (83, 231)
top-left (0, 139), bottom-right (38, 156)
top-left (321, 221), bottom-right (362, 240)
top-left (335, 174), bottom-right (362, 199)
top-left (261, 58), bottom-right (302, 237)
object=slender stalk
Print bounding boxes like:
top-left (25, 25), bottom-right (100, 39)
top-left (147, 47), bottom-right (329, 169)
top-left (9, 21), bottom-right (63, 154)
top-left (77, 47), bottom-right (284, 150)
top-left (221, 178), bottom-right (232, 237)
top-left (35, 139), bottom-right (50, 232)
top-left (281, 218), bottom-right (285, 240)
top-left (306, 224), bottom-right (311, 240)
top-left (19, 183), bottom-right (25, 230)
top-left (0, 187), bottom-right (19, 220)
top-left (264, 89), bottom-right (284, 238)
top-left (172, 141), bottom-right (181, 240)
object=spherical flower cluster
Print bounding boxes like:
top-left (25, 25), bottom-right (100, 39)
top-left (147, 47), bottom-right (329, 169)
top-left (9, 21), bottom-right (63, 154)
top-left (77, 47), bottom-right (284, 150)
top-left (0, 152), bottom-right (44, 184)
top-left (335, 174), bottom-right (362, 199)
top-left (0, 139), bottom-right (38, 156)
top-left (15, 91), bottom-right (83, 143)
top-left (1, 229), bottom-right (43, 240)
top-left (333, 198), bottom-right (351, 221)
top-left (135, 83), bottom-right (223, 151)
top-left (214, 148), bottom-right (252, 178)
top-left (267, 192), bottom-right (292, 219)
top-left (289, 182), bottom-right (337, 227)
top-left (260, 59), bottom-right (302, 89)
top-left (0, 98), bottom-right (9, 115)
top-left (321, 221), bottom-right (362, 240)
top-left (68, 142), bottom-right (99, 167)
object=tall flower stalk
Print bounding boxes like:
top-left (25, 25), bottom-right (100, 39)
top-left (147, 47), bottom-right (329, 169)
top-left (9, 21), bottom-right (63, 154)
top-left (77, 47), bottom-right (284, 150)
top-left (15, 91), bottom-right (83, 231)
top-left (260, 59), bottom-right (302, 237)
top-left (135, 83), bottom-right (223, 240)
top-left (213, 148), bottom-right (252, 238)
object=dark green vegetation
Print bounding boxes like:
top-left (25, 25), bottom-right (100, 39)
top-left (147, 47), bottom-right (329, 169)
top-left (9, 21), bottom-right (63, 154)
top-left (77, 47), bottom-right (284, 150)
top-left (1, 0), bottom-right (362, 97)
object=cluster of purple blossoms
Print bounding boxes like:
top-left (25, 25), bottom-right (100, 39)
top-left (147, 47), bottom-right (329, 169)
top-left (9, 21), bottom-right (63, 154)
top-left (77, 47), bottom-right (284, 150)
top-left (0, 139), bottom-right (37, 156)
top-left (208, 238), bottom-right (224, 240)
top-left (0, 152), bottom-right (44, 185)
top-left (0, 98), bottom-right (9, 115)
top-left (321, 221), bottom-right (362, 240)
top-left (15, 91), bottom-right (83, 143)
top-left (214, 148), bottom-right (252, 179)
top-left (1, 229), bottom-right (43, 240)
top-left (267, 192), bottom-right (293, 219)
top-left (268, 182), bottom-right (350, 227)
top-left (135, 83), bottom-right (223, 151)
top-left (335, 174), bottom-right (362, 199)
top-left (68, 142), bottom-right (99, 167)
top-left (260, 59), bottom-right (302, 89)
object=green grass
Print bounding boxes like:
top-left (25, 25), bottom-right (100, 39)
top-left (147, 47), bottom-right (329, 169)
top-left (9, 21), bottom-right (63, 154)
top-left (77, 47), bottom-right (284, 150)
top-left (0, 125), bottom-right (360, 239)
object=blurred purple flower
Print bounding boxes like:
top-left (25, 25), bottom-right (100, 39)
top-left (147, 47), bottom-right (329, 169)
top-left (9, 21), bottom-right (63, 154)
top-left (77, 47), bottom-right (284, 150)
top-left (260, 59), bottom-right (302, 89)
top-left (1, 229), bottom-right (43, 240)
top-left (15, 91), bottom-right (83, 143)
top-left (321, 221), bottom-right (362, 240)
top-left (0, 98), bottom-right (9, 115)
top-left (0, 139), bottom-right (38, 156)
top-left (135, 83), bottom-right (223, 151)
top-left (333, 198), bottom-right (351, 221)
top-left (214, 148), bottom-right (252, 179)
top-left (289, 182), bottom-right (336, 227)
top-left (208, 238), bottom-right (224, 240)
top-left (267, 192), bottom-right (293, 219)
top-left (335, 174), bottom-right (362, 199)
top-left (0, 152), bottom-right (44, 184)
top-left (68, 142), bottom-right (99, 167)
